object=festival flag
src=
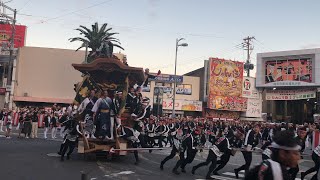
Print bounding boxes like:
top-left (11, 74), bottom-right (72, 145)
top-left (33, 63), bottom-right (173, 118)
top-left (73, 75), bottom-right (101, 105)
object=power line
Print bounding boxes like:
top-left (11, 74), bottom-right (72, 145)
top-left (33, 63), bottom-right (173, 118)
top-left (17, 0), bottom-right (32, 12)
top-left (29, 0), bottom-right (113, 26)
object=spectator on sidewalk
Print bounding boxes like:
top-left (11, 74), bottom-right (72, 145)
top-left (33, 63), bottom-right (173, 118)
top-left (51, 113), bottom-right (58, 139)
top-left (0, 108), bottom-right (4, 132)
top-left (44, 112), bottom-right (51, 139)
top-left (31, 108), bottom-right (39, 138)
top-left (18, 111), bottom-right (25, 138)
top-left (5, 111), bottom-right (12, 138)
top-left (24, 113), bottom-right (32, 138)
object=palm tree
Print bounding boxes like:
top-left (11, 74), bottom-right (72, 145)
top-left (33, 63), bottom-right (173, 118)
top-left (69, 22), bottom-right (124, 62)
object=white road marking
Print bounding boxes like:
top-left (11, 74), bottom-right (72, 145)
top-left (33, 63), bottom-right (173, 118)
top-left (47, 153), bottom-right (60, 157)
top-left (90, 178), bottom-right (97, 180)
top-left (105, 171), bottom-right (135, 177)
top-left (223, 172), bottom-right (244, 178)
top-left (219, 171), bottom-right (302, 180)
top-left (196, 175), bottom-right (238, 180)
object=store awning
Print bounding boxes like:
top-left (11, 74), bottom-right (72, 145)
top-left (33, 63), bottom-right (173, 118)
top-left (13, 96), bottom-right (73, 104)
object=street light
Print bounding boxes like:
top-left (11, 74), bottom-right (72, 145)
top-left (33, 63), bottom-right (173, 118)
top-left (172, 38), bottom-right (188, 118)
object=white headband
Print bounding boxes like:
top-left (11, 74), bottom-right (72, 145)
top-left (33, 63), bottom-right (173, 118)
top-left (270, 142), bottom-right (301, 151)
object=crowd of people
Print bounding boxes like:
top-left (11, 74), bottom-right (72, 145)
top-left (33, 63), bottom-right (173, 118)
top-left (0, 104), bottom-right (75, 139)
top-left (1, 85), bottom-right (320, 179)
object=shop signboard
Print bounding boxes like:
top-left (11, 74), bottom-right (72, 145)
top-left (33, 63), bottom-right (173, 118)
top-left (149, 75), bottom-right (183, 83)
top-left (266, 89), bottom-right (316, 100)
top-left (242, 77), bottom-right (259, 99)
top-left (162, 99), bottom-right (202, 111)
top-left (176, 87), bottom-right (192, 95)
top-left (0, 24), bottom-right (26, 48)
top-left (243, 98), bottom-right (262, 117)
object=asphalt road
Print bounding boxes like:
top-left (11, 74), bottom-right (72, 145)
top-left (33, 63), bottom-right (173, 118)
top-left (0, 130), bottom-right (317, 180)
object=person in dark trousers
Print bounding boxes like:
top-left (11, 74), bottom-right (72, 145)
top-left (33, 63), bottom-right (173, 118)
top-left (23, 113), bottom-right (32, 138)
top-left (117, 125), bottom-right (149, 165)
top-left (234, 125), bottom-right (260, 178)
top-left (245, 130), bottom-right (301, 180)
top-left (289, 127), bottom-right (307, 179)
top-left (301, 143), bottom-right (320, 180)
top-left (59, 116), bottom-right (79, 161)
top-left (43, 112), bottom-right (51, 139)
top-left (160, 128), bottom-right (184, 170)
top-left (178, 130), bottom-right (202, 174)
top-left (192, 129), bottom-right (230, 179)
top-left (50, 113), bottom-right (58, 139)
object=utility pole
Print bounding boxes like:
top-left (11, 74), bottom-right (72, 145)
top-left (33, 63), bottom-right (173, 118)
top-left (242, 36), bottom-right (255, 77)
top-left (0, 1), bottom-right (17, 108)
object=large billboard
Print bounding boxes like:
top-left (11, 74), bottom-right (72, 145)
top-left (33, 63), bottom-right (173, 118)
top-left (0, 24), bottom-right (27, 48)
top-left (265, 59), bottom-right (312, 83)
top-left (256, 49), bottom-right (320, 88)
top-left (209, 58), bottom-right (244, 96)
top-left (208, 58), bottom-right (247, 111)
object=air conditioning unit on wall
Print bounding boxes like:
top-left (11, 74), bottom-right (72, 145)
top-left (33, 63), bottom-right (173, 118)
top-left (23, 93), bottom-right (28, 97)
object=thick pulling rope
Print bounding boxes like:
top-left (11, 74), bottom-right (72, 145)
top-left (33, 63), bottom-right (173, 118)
top-left (109, 147), bottom-right (170, 153)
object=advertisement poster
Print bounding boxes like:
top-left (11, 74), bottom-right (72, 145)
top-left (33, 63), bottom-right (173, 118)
top-left (209, 58), bottom-right (244, 97)
top-left (162, 99), bottom-right (202, 111)
top-left (266, 89), bottom-right (316, 100)
top-left (244, 98), bottom-right (262, 117)
top-left (205, 109), bottom-right (240, 120)
top-left (242, 77), bottom-right (259, 99)
top-left (176, 87), bottom-right (192, 95)
top-left (0, 24), bottom-right (26, 48)
top-left (265, 59), bottom-right (312, 83)
top-left (207, 95), bottom-right (247, 111)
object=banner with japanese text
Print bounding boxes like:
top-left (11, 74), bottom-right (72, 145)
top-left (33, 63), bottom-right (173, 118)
top-left (208, 58), bottom-right (246, 111)
top-left (266, 89), bottom-right (316, 100)
top-left (208, 95), bottom-right (247, 111)
top-left (209, 58), bottom-right (244, 97)
top-left (243, 98), bottom-right (262, 117)
top-left (162, 99), bottom-right (202, 111)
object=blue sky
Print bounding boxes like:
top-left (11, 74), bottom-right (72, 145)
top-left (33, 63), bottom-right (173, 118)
top-left (8, 0), bottom-right (320, 75)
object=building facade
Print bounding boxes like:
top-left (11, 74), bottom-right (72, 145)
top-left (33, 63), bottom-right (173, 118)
top-left (11, 46), bottom-right (85, 108)
top-left (186, 59), bottom-right (263, 121)
top-left (141, 73), bottom-right (202, 117)
top-left (256, 48), bottom-right (320, 123)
